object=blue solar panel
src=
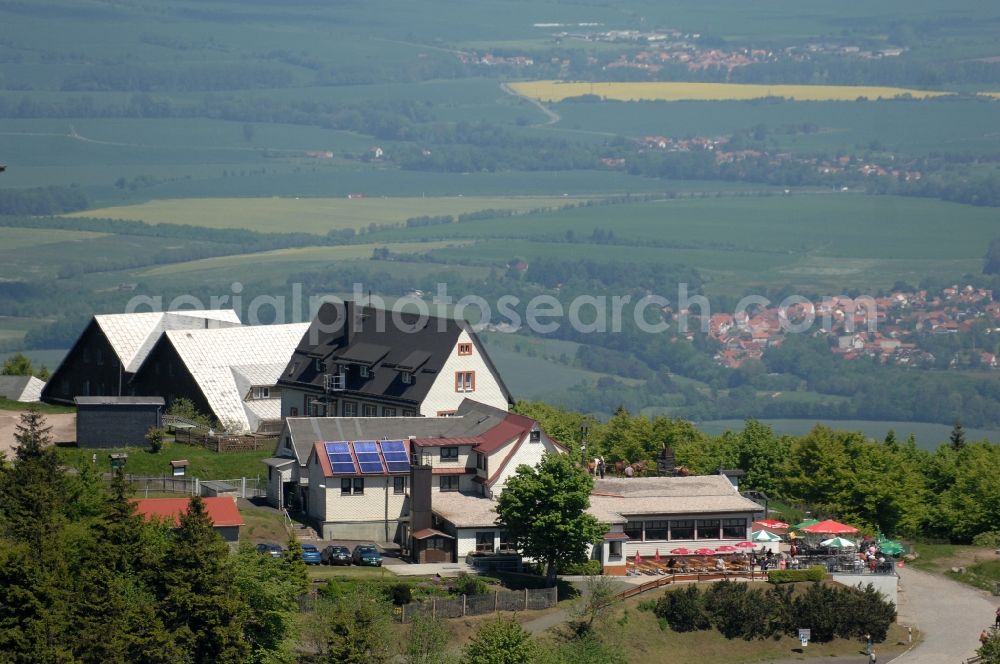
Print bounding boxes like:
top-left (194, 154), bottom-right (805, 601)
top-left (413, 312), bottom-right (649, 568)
top-left (379, 440), bottom-right (410, 473)
top-left (325, 441), bottom-right (356, 474)
top-left (354, 440), bottom-right (385, 474)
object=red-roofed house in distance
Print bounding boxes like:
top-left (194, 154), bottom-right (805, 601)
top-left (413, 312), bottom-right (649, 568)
top-left (133, 496), bottom-right (244, 544)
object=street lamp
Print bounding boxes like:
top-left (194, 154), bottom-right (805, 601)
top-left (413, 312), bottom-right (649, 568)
top-left (580, 423), bottom-right (589, 466)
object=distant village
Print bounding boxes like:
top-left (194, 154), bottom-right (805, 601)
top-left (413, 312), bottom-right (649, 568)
top-left (687, 285), bottom-right (1000, 369)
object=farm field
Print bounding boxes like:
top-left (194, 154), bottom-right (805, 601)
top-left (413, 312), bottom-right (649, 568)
top-left (137, 241), bottom-right (472, 278)
top-left (68, 196), bottom-right (590, 234)
top-left (510, 80), bottom-right (955, 103)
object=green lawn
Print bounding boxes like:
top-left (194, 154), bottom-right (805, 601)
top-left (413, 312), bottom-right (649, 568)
top-left (0, 399), bottom-right (74, 415)
top-left (56, 440), bottom-right (272, 479)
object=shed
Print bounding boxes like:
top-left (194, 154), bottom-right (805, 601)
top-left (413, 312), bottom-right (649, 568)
top-left (74, 396), bottom-right (164, 448)
top-left (200, 480), bottom-right (238, 498)
top-left (133, 496), bottom-right (243, 543)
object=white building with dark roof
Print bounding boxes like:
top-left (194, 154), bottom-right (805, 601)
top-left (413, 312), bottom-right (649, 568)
top-left (278, 302), bottom-right (512, 419)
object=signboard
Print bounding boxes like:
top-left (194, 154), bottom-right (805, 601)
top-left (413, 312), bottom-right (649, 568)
top-left (798, 628), bottom-right (811, 647)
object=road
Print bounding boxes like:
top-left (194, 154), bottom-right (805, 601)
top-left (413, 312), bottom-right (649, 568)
top-left (0, 410), bottom-right (75, 454)
top-left (892, 564), bottom-right (996, 663)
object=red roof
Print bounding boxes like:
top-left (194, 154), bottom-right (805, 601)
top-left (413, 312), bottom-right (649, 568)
top-left (132, 497), bottom-right (243, 528)
top-left (603, 532), bottom-right (629, 541)
top-left (411, 437), bottom-right (482, 447)
top-left (476, 419), bottom-right (525, 453)
top-left (412, 528), bottom-right (454, 540)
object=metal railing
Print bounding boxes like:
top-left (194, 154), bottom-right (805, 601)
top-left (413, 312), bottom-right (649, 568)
top-left (398, 587), bottom-right (558, 622)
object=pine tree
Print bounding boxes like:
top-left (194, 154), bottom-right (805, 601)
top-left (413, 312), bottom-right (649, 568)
top-left (158, 496), bottom-right (247, 663)
top-left (949, 421), bottom-right (966, 451)
top-left (0, 406), bottom-right (65, 543)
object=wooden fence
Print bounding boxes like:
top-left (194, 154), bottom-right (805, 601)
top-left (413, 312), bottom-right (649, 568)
top-left (174, 428), bottom-right (276, 453)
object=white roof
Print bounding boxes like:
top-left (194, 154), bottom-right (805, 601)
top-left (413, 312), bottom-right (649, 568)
top-left (95, 309), bottom-right (241, 373)
top-left (165, 323), bottom-right (309, 433)
top-left (432, 492), bottom-right (499, 528)
top-left (588, 476), bottom-right (763, 524)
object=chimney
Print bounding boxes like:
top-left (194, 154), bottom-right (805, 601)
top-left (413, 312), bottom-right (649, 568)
top-left (409, 452), bottom-right (433, 534)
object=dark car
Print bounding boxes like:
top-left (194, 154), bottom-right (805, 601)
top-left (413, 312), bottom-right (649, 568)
top-left (256, 543), bottom-right (283, 558)
top-left (301, 544), bottom-right (322, 565)
top-left (321, 545), bottom-right (352, 566)
top-left (352, 544), bottom-right (383, 567)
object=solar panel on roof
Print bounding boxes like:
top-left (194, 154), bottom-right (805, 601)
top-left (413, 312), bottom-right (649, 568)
top-left (379, 439), bottom-right (410, 473)
top-left (325, 441), bottom-right (356, 474)
top-left (353, 440), bottom-right (385, 474)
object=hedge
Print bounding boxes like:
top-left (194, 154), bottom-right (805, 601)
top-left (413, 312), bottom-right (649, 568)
top-left (766, 566), bottom-right (827, 583)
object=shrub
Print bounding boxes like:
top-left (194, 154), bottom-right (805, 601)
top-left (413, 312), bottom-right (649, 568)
top-left (388, 583), bottom-right (412, 606)
top-left (654, 585), bottom-right (710, 632)
top-left (791, 582), bottom-right (843, 642)
top-left (703, 580), bottom-right (753, 639)
top-left (558, 559), bottom-right (602, 576)
top-left (145, 426), bottom-right (164, 454)
top-left (767, 566), bottom-right (826, 583)
top-left (972, 531), bottom-right (1000, 548)
top-left (452, 573), bottom-right (489, 596)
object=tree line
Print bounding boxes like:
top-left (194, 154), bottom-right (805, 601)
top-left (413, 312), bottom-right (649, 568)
top-left (515, 402), bottom-right (1000, 543)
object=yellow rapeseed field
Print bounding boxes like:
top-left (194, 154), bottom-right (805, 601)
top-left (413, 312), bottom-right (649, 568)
top-left (509, 80), bottom-right (952, 102)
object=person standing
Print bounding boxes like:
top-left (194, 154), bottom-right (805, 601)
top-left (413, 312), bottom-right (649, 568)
top-left (864, 632), bottom-right (872, 656)
top-left (995, 606), bottom-right (1000, 628)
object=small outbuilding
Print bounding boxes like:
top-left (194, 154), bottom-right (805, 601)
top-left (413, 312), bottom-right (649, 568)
top-left (132, 496), bottom-right (243, 543)
top-left (74, 396), bottom-right (164, 448)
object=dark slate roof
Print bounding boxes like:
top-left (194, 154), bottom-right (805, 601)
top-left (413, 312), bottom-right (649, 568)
top-left (282, 398), bottom-right (511, 463)
top-left (278, 301), bottom-right (512, 406)
top-left (74, 396), bottom-right (165, 406)
top-left (0, 376), bottom-right (32, 399)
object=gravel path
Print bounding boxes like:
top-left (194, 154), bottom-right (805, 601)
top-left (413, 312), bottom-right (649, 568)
top-left (892, 564), bottom-right (997, 663)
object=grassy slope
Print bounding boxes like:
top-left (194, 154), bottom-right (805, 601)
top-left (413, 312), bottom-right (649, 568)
top-left (55, 440), bottom-right (271, 479)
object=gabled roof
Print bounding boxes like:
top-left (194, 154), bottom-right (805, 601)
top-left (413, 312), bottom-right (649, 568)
top-left (278, 302), bottom-right (512, 407)
top-left (95, 309), bottom-right (241, 373)
top-left (282, 398), bottom-right (510, 462)
top-left (0, 375), bottom-right (44, 402)
top-left (155, 323), bottom-right (309, 432)
top-left (132, 497), bottom-right (243, 528)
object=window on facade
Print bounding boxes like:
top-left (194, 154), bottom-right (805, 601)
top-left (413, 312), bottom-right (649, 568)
top-left (289, 407), bottom-right (299, 416)
top-left (623, 521), bottom-right (644, 541)
top-left (252, 386), bottom-right (269, 400)
top-left (315, 358), bottom-right (324, 372)
top-left (382, 407), bottom-right (397, 417)
top-left (644, 520), bottom-right (668, 540)
top-left (426, 537), bottom-right (443, 550)
top-left (352, 478), bottom-right (365, 495)
top-left (341, 479), bottom-right (352, 495)
top-left (458, 343), bottom-right (473, 356)
top-left (609, 541), bottom-right (623, 559)
top-left (402, 410), bottom-right (415, 416)
top-left (475, 532), bottom-right (495, 553)
top-left (359, 365), bottom-right (370, 378)
top-left (439, 476), bottom-right (459, 492)
top-left (454, 371), bottom-right (475, 392)
top-left (96, 349), bottom-right (103, 366)
top-left (440, 447), bottom-right (459, 462)
top-left (670, 520), bottom-right (695, 540)
top-left (83, 348), bottom-right (91, 363)
top-left (401, 371), bottom-right (413, 385)
top-left (342, 401), bottom-right (358, 417)
top-left (361, 403), bottom-right (377, 417)
top-left (696, 519), bottom-right (721, 540)
top-left (498, 531), bottom-right (515, 553)
top-left (437, 410), bottom-right (457, 417)
top-left (722, 518), bottom-right (746, 539)
top-left (476, 453), bottom-right (488, 472)
top-left (393, 476), bottom-right (406, 495)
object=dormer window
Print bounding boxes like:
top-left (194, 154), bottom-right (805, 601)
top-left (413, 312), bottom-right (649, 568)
top-left (251, 386), bottom-right (270, 400)
top-left (401, 371), bottom-right (413, 385)
top-left (314, 358), bottom-right (324, 372)
top-left (359, 365), bottom-right (370, 379)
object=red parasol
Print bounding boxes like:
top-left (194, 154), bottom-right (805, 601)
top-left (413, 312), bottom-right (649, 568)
top-left (755, 519), bottom-right (790, 529)
top-left (634, 551), bottom-right (642, 565)
top-left (716, 545), bottom-right (738, 552)
top-left (694, 547), bottom-right (716, 556)
top-left (800, 519), bottom-right (858, 535)
top-left (654, 548), bottom-right (661, 562)
top-left (670, 547), bottom-right (692, 555)
top-left (735, 541), bottom-right (755, 549)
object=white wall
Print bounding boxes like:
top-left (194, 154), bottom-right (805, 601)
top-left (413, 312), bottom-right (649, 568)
top-left (490, 434), bottom-right (561, 491)
top-left (420, 331), bottom-right (509, 416)
top-left (322, 474), bottom-right (408, 526)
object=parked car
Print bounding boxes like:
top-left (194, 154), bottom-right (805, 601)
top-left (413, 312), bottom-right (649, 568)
top-left (255, 543), bottom-right (283, 558)
top-left (352, 544), bottom-right (383, 567)
top-left (301, 544), bottom-right (322, 565)
top-left (321, 545), bottom-right (352, 566)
